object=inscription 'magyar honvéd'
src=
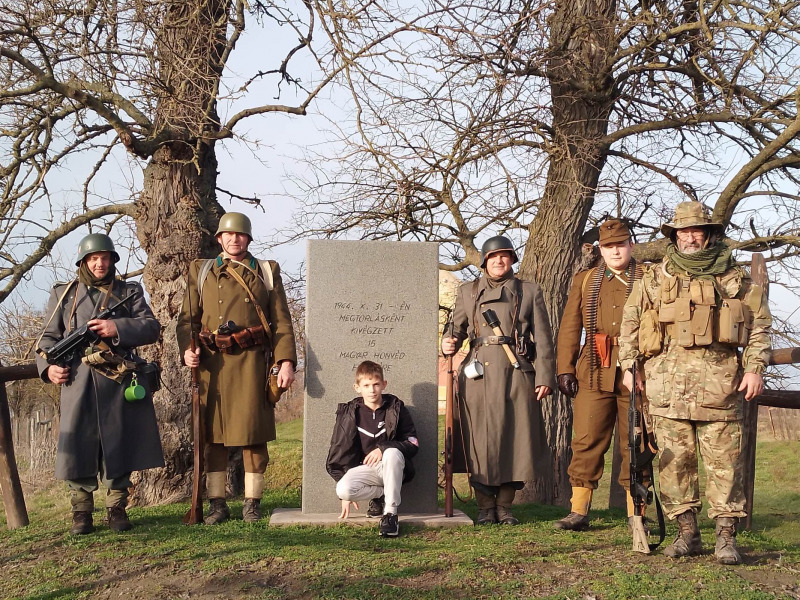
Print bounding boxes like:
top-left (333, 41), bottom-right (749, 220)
top-left (333, 300), bottom-right (412, 372)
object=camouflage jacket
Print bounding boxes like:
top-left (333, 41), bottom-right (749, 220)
top-left (619, 258), bottom-right (772, 421)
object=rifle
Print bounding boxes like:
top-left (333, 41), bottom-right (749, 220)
top-left (41, 293), bottom-right (137, 366)
top-left (183, 290), bottom-right (204, 525)
top-left (443, 317), bottom-right (455, 517)
top-left (628, 364), bottom-right (665, 553)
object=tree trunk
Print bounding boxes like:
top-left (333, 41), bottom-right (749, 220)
top-left (129, 143), bottom-right (223, 506)
top-left (517, 0), bottom-right (617, 505)
top-left (127, 0), bottom-right (229, 505)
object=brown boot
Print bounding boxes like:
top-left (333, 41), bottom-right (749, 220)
top-left (663, 511), bottom-right (702, 558)
top-left (474, 489), bottom-right (497, 525)
top-left (496, 485), bottom-right (519, 525)
top-left (204, 498), bottom-right (231, 525)
top-left (107, 505), bottom-right (133, 532)
top-left (554, 512), bottom-right (590, 531)
top-left (242, 498), bottom-right (262, 523)
top-left (715, 517), bottom-right (742, 565)
top-left (70, 511), bottom-right (94, 535)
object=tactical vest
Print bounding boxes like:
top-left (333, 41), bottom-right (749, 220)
top-left (653, 264), bottom-right (752, 349)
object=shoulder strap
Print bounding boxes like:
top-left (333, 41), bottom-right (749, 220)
top-left (225, 267), bottom-right (273, 340)
top-left (258, 259), bottom-right (274, 291)
top-left (197, 259), bottom-right (215, 305)
top-left (34, 280), bottom-right (79, 357)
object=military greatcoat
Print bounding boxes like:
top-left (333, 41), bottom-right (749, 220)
top-left (449, 275), bottom-right (555, 487)
top-left (35, 279), bottom-right (164, 481)
top-left (176, 255), bottom-right (297, 446)
top-left (557, 267), bottom-right (637, 490)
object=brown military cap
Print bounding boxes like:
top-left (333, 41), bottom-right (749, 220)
top-left (598, 219), bottom-right (631, 245)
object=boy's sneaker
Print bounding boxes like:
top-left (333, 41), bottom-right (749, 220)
top-left (379, 512), bottom-right (400, 537)
top-left (367, 496), bottom-right (385, 518)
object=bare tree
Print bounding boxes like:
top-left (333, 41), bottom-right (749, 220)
top-left (279, 0), bottom-right (800, 503)
top-left (0, 0), bottom-right (426, 503)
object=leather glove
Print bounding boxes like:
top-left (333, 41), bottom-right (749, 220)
top-left (557, 373), bottom-right (579, 398)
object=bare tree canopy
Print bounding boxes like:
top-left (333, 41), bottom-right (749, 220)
top-left (0, 0), bottom-right (423, 502)
top-left (279, 0), bottom-right (800, 502)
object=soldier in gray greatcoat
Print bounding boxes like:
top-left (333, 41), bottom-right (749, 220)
top-left (441, 236), bottom-right (555, 525)
top-left (36, 234), bottom-right (163, 535)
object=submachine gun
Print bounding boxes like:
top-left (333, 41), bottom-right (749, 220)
top-left (41, 293), bottom-right (137, 366)
top-left (628, 364), bottom-right (665, 554)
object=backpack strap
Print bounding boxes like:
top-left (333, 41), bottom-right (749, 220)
top-left (196, 259), bottom-right (215, 306)
top-left (257, 259), bottom-right (274, 291)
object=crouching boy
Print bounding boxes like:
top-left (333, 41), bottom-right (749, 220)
top-left (326, 360), bottom-right (419, 537)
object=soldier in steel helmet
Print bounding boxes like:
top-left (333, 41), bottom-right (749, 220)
top-left (619, 201), bottom-right (772, 564)
top-left (441, 236), bottom-right (555, 525)
top-left (35, 233), bottom-right (164, 535)
top-left (553, 219), bottom-right (645, 531)
top-left (176, 212), bottom-right (297, 524)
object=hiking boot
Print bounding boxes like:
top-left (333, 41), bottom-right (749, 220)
top-left (379, 512), bottom-right (400, 537)
top-left (476, 508), bottom-right (497, 525)
top-left (204, 498), bottom-right (230, 525)
top-left (663, 511), bottom-right (702, 558)
top-left (70, 511), bottom-right (94, 535)
top-left (367, 495), bottom-right (385, 518)
top-left (715, 517), bottom-right (742, 565)
top-left (107, 505), bottom-right (132, 532)
top-left (242, 498), bottom-right (262, 523)
top-left (496, 506), bottom-right (520, 525)
top-left (554, 512), bottom-right (590, 531)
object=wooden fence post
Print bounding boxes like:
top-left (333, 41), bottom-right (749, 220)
top-left (0, 361), bottom-right (30, 529)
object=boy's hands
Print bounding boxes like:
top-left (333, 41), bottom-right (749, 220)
top-left (339, 499), bottom-right (358, 519)
top-left (363, 448), bottom-right (383, 467)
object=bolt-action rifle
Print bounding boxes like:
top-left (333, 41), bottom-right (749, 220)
top-left (443, 316), bottom-right (455, 517)
top-left (628, 364), bottom-right (665, 553)
top-left (183, 290), bottom-right (204, 525)
top-left (41, 293), bottom-right (137, 366)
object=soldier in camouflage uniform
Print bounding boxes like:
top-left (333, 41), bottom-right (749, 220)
top-left (619, 202), bottom-right (771, 565)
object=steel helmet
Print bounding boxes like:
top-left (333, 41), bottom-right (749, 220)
top-left (74, 233), bottom-right (120, 266)
top-left (215, 212), bottom-right (253, 240)
top-left (480, 235), bottom-right (519, 268)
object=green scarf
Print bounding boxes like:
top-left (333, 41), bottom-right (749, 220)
top-left (665, 242), bottom-right (734, 278)
top-left (78, 262), bottom-right (116, 288)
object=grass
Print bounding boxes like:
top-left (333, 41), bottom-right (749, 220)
top-left (0, 419), bottom-right (798, 599)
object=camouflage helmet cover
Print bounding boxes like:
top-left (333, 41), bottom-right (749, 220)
top-left (74, 233), bottom-right (120, 266)
top-left (215, 212), bottom-right (253, 239)
top-left (480, 235), bottom-right (519, 268)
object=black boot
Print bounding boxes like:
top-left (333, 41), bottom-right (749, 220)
top-left (496, 485), bottom-right (520, 525)
top-left (204, 498), bottom-right (231, 525)
top-left (107, 505), bottom-right (133, 532)
top-left (474, 489), bottom-right (497, 525)
top-left (70, 511), bottom-right (94, 535)
top-left (242, 498), bottom-right (262, 523)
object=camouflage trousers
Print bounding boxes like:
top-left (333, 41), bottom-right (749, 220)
top-left (652, 416), bottom-right (746, 520)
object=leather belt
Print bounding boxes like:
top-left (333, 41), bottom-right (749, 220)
top-left (470, 335), bottom-right (514, 347)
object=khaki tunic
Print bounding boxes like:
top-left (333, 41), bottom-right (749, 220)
top-left (449, 276), bottom-right (555, 487)
top-left (557, 268), bottom-right (635, 489)
top-left (176, 255), bottom-right (297, 446)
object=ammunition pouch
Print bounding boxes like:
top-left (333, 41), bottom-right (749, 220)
top-left (136, 361), bottom-right (162, 393)
top-left (82, 349), bottom-right (139, 384)
top-left (639, 309), bottom-right (662, 357)
top-left (198, 325), bottom-right (266, 354)
top-left (515, 335), bottom-right (536, 362)
top-left (718, 299), bottom-right (750, 346)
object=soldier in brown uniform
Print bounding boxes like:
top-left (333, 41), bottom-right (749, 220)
top-left (553, 220), bottom-right (643, 531)
top-left (177, 213), bottom-right (297, 524)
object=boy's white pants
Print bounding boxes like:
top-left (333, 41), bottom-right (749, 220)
top-left (335, 448), bottom-right (405, 514)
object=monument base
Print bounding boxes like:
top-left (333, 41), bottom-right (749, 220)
top-left (269, 507), bottom-right (473, 528)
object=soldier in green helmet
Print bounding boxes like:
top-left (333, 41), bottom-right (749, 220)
top-left (619, 201), bottom-right (772, 564)
top-left (35, 233), bottom-right (164, 535)
top-left (177, 212), bottom-right (298, 524)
